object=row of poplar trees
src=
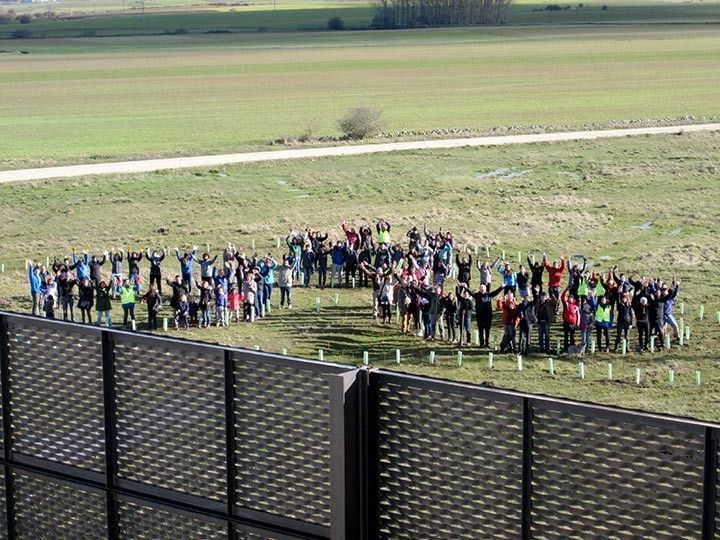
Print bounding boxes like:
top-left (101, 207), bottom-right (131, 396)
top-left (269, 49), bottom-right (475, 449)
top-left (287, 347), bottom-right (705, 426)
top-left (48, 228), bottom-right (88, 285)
top-left (373, 0), bottom-right (511, 27)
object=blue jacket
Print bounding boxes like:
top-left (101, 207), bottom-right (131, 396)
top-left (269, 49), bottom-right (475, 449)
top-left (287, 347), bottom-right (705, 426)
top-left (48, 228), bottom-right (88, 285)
top-left (261, 260), bottom-right (277, 285)
top-left (331, 246), bottom-right (346, 266)
top-left (498, 267), bottom-right (517, 288)
top-left (73, 254), bottom-right (90, 281)
top-left (212, 268), bottom-right (229, 293)
top-left (28, 264), bottom-right (42, 294)
top-left (176, 249), bottom-right (196, 275)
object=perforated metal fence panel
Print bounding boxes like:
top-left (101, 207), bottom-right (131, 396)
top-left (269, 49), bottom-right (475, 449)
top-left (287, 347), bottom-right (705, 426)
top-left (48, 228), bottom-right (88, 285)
top-left (114, 334), bottom-right (226, 502)
top-left (6, 318), bottom-right (104, 472)
top-left (531, 404), bottom-right (705, 539)
top-left (1, 313), bottom-right (719, 540)
top-left (117, 498), bottom-right (226, 539)
top-left (13, 471), bottom-right (106, 540)
top-left (374, 373), bottom-right (524, 539)
top-left (0, 468), bottom-right (6, 540)
top-left (234, 355), bottom-right (332, 528)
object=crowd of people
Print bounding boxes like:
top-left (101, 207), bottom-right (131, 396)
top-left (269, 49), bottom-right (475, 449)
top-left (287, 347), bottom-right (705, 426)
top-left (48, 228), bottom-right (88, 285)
top-left (24, 218), bottom-right (682, 355)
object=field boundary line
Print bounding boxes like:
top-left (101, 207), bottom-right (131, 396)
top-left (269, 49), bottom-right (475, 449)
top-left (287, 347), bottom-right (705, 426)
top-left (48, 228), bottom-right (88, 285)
top-left (2, 123), bottom-right (719, 183)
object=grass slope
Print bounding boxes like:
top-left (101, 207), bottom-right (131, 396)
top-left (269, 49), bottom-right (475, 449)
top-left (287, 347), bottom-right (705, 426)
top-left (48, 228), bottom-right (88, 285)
top-left (2, 25), bottom-right (719, 168)
top-left (0, 132), bottom-right (719, 420)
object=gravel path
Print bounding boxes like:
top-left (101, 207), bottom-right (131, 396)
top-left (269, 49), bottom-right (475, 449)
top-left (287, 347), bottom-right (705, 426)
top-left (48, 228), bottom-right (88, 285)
top-left (1, 123), bottom-right (718, 184)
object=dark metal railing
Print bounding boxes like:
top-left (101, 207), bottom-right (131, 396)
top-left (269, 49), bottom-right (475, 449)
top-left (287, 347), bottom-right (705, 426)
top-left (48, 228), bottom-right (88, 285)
top-left (0, 311), bottom-right (717, 539)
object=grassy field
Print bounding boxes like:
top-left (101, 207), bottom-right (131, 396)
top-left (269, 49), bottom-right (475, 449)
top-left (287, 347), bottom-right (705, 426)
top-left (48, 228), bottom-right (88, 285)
top-left (3, 0), bottom-right (720, 37)
top-left (2, 24), bottom-right (719, 169)
top-left (0, 132), bottom-right (719, 420)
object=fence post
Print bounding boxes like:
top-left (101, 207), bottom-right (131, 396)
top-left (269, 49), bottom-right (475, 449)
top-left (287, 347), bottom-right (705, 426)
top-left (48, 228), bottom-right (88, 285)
top-left (101, 330), bottom-right (119, 540)
top-left (224, 350), bottom-right (237, 540)
top-left (329, 369), bottom-right (364, 540)
top-left (0, 315), bottom-right (16, 540)
top-left (702, 427), bottom-right (718, 540)
top-left (521, 397), bottom-right (533, 540)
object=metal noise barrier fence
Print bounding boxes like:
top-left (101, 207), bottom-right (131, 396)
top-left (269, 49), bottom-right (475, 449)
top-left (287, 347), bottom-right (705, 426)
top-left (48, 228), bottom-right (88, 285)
top-left (0, 310), bottom-right (718, 539)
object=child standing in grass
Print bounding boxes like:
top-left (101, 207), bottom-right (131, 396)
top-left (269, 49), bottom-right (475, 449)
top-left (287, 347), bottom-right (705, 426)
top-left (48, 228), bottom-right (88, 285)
top-left (228, 285), bottom-right (242, 322)
top-left (215, 285), bottom-right (228, 326)
top-left (176, 294), bottom-right (189, 330)
top-left (242, 273), bottom-right (257, 322)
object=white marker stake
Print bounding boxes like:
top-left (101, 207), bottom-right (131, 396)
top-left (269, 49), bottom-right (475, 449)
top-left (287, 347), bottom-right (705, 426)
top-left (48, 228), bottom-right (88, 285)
top-left (282, 348), bottom-right (288, 356)
top-left (276, 237), bottom-right (281, 249)
top-left (429, 351), bottom-right (435, 365)
top-left (679, 329), bottom-right (684, 347)
top-left (650, 336), bottom-right (655, 353)
top-left (717, 311), bottom-right (720, 324)
top-left (46, 256), bottom-right (50, 267)
top-left (621, 339), bottom-right (627, 356)
top-left (457, 351), bottom-right (463, 367)
top-left (591, 339), bottom-right (596, 355)
top-left (502, 250), bottom-right (506, 260)
top-left (485, 246), bottom-right (490, 258)
top-left (668, 369), bottom-right (674, 385)
top-left (664, 334), bottom-right (671, 350)
top-left (395, 306), bottom-right (400, 325)
top-left (206, 243), bottom-right (210, 253)
top-left (474, 330), bottom-right (480, 346)
top-left (318, 349), bottom-right (324, 361)
top-left (251, 239), bottom-right (255, 250)
top-left (685, 324), bottom-right (691, 342)
top-left (131, 320), bottom-right (136, 331)
top-left (517, 251), bottom-right (521, 264)
top-left (517, 355), bottom-right (523, 372)
top-left (334, 293), bottom-right (339, 306)
top-left (699, 305), bottom-right (704, 320)
top-left (352, 277), bottom-right (356, 289)
top-left (607, 363), bottom-right (613, 381)
top-left (579, 362), bottom-right (585, 380)
top-left (679, 302), bottom-right (685, 315)
top-left (363, 351), bottom-right (369, 365)
top-left (163, 317), bottom-right (168, 331)
top-left (556, 339), bottom-right (562, 356)
top-left (488, 352), bottom-right (494, 369)
top-left (0, 264), bottom-right (4, 273)
top-left (254, 344), bottom-right (260, 351)
top-left (635, 368), bottom-right (641, 385)
top-left (395, 349), bottom-right (401, 364)
top-left (548, 358), bottom-right (554, 375)
top-left (696, 370), bottom-right (702, 385)
top-left (315, 297), bottom-right (321, 313)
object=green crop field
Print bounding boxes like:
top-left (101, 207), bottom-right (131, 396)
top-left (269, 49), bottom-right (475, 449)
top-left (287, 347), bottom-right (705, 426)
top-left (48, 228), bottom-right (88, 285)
top-left (0, 132), bottom-right (719, 420)
top-left (2, 24), bottom-right (720, 169)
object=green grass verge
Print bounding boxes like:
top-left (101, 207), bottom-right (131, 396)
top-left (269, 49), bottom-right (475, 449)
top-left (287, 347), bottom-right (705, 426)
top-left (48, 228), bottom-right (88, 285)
top-left (0, 132), bottom-right (718, 420)
top-left (2, 24), bottom-right (719, 168)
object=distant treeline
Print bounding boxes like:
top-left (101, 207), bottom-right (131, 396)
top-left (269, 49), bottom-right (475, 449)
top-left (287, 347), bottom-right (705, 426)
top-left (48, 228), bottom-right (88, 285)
top-left (372, 0), bottom-right (511, 28)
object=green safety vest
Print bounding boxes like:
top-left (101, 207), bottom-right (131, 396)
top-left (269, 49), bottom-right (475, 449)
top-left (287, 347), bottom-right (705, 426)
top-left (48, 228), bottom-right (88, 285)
top-left (377, 229), bottom-right (390, 244)
top-left (119, 287), bottom-right (135, 305)
top-left (577, 277), bottom-right (588, 297)
top-left (595, 305), bottom-right (611, 324)
top-left (595, 281), bottom-right (605, 297)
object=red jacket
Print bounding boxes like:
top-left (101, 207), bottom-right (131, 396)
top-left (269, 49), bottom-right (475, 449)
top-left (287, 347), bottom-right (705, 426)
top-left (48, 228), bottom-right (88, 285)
top-left (561, 290), bottom-right (579, 325)
top-left (544, 259), bottom-right (566, 288)
top-left (501, 301), bottom-right (520, 327)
